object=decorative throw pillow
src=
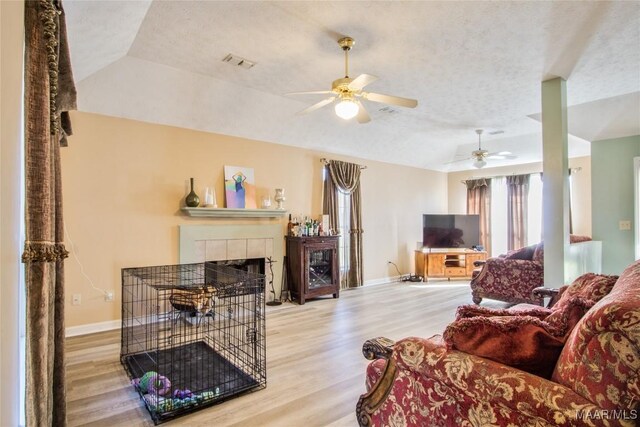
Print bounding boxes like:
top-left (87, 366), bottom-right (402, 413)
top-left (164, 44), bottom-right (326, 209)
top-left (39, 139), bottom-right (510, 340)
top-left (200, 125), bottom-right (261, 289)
top-left (552, 273), bottom-right (618, 312)
top-left (531, 243), bottom-right (544, 264)
top-left (544, 296), bottom-right (595, 335)
top-left (445, 273), bottom-right (618, 378)
top-left (544, 273), bottom-right (617, 333)
top-left (530, 236), bottom-right (592, 265)
top-left (455, 304), bottom-right (551, 321)
top-left (443, 315), bottom-right (565, 378)
top-left (569, 234), bottom-right (592, 244)
top-left (503, 244), bottom-right (536, 260)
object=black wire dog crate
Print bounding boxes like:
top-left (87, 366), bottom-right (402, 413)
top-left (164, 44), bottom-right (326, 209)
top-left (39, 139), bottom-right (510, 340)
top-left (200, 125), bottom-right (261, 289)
top-left (120, 262), bottom-right (266, 424)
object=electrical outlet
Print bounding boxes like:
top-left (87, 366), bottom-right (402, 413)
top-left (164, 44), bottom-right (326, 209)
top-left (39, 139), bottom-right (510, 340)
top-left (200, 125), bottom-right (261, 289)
top-left (105, 291), bottom-right (114, 302)
top-left (72, 294), bottom-right (81, 306)
top-left (619, 220), bottom-right (632, 231)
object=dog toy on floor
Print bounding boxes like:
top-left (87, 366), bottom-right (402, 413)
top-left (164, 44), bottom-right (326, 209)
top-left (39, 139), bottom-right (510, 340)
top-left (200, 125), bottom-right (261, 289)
top-left (133, 371), bottom-right (171, 396)
top-left (173, 388), bottom-right (193, 399)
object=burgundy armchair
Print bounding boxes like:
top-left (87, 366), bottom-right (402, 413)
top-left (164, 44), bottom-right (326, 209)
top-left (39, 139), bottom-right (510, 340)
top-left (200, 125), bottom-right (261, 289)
top-left (356, 261), bottom-right (638, 427)
top-left (470, 235), bottom-right (593, 306)
top-left (470, 243), bottom-right (543, 305)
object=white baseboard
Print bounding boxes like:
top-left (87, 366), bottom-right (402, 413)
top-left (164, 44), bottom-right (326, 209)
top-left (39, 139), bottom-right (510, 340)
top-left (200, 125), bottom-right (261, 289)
top-left (65, 319), bottom-right (120, 337)
top-left (363, 275), bottom-right (402, 286)
top-left (66, 277), bottom-right (400, 336)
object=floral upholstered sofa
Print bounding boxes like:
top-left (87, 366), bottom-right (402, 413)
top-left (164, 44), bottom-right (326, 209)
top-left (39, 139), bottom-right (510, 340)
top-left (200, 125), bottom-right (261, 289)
top-left (356, 260), bottom-right (640, 427)
top-left (470, 235), bottom-right (595, 305)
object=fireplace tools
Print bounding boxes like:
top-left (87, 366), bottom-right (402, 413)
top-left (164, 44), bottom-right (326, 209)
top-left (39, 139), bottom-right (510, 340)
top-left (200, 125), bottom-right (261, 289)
top-left (265, 256), bottom-right (291, 305)
top-left (265, 257), bottom-right (282, 306)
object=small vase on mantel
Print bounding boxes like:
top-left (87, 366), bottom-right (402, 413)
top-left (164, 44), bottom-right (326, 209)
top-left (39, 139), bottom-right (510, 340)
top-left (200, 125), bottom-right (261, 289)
top-left (185, 178), bottom-right (200, 207)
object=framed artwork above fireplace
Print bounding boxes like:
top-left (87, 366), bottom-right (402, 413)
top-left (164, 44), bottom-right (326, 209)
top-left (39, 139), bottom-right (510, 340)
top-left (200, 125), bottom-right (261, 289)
top-left (224, 165), bottom-right (256, 209)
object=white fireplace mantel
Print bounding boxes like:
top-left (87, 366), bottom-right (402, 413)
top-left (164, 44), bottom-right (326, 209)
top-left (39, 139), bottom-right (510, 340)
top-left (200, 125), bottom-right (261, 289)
top-left (181, 207), bottom-right (288, 218)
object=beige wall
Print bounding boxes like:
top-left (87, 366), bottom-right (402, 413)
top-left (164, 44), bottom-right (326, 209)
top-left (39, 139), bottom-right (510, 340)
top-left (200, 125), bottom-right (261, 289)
top-left (447, 156), bottom-right (592, 238)
top-left (1, 0), bottom-right (24, 424)
top-left (62, 112), bottom-right (447, 328)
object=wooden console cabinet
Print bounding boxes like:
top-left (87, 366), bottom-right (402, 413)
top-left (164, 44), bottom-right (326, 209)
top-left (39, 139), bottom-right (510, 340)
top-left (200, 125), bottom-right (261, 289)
top-left (415, 250), bottom-right (487, 280)
top-left (286, 236), bottom-right (340, 305)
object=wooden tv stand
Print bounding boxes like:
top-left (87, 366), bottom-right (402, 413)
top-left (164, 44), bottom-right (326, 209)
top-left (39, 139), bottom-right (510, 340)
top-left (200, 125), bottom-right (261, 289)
top-left (414, 249), bottom-right (487, 281)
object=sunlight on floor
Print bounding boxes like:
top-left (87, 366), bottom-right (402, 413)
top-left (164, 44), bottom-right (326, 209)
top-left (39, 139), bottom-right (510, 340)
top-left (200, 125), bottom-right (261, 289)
top-left (409, 282), bottom-right (470, 289)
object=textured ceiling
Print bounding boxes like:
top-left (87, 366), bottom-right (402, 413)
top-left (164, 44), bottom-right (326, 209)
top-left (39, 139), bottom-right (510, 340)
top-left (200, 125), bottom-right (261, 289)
top-left (64, 1), bottom-right (640, 172)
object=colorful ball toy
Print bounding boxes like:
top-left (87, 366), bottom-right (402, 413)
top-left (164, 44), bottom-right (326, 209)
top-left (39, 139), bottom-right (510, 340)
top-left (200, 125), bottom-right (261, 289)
top-left (137, 371), bottom-right (171, 396)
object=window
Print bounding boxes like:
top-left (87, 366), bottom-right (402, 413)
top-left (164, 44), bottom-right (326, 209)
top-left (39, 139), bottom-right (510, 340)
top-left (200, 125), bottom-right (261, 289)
top-left (337, 190), bottom-right (351, 278)
top-left (490, 173), bottom-right (543, 256)
top-left (322, 166), bottom-right (350, 279)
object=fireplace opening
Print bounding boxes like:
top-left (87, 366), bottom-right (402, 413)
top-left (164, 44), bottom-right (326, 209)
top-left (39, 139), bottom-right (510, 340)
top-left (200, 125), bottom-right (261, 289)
top-left (208, 258), bottom-right (265, 276)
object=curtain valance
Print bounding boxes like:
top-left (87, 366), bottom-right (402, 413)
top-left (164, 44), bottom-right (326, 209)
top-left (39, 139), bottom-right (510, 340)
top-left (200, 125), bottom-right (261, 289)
top-left (464, 178), bottom-right (491, 190)
top-left (328, 160), bottom-right (361, 194)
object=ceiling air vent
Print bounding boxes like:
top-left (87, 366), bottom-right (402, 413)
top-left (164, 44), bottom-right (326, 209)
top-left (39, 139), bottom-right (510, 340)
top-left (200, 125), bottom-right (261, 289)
top-left (378, 106), bottom-right (399, 114)
top-left (222, 53), bottom-right (256, 70)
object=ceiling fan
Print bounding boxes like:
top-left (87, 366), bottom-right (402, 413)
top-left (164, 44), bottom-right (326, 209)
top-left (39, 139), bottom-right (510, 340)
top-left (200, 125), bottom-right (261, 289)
top-left (287, 37), bottom-right (418, 123)
top-left (467, 129), bottom-right (517, 168)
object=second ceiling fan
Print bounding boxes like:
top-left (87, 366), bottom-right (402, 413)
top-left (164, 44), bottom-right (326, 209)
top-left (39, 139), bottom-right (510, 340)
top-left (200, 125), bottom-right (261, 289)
top-left (469, 129), bottom-right (516, 168)
top-left (287, 37), bottom-right (418, 123)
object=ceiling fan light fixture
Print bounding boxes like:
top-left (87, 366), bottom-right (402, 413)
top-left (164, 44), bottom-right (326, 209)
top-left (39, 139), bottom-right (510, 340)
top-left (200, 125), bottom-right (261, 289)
top-left (335, 98), bottom-right (359, 120)
top-left (473, 158), bottom-right (487, 169)
top-left (288, 36), bottom-right (417, 123)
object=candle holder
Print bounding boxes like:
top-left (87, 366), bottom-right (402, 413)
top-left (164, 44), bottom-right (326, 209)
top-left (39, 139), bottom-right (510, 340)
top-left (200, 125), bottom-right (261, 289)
top-left (203, 187), bottom-right (217, 208)
top-left (274, 188), bottom-right (285, 210)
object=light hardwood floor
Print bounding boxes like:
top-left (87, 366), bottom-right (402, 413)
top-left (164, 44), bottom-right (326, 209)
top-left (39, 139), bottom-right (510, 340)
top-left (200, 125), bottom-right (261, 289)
top-left (66, 280), bottom-right (507, 426)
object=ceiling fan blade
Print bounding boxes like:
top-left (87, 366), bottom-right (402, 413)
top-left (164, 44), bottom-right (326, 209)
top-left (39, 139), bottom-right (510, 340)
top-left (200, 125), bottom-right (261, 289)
top-left (287, 90), bottom-right (335, 96)
top-left (297, 97), bottom-right (335, 115)
top-left (444, 157), bottom-right (471, 165)
top-left (364, 92), bottom-right (418, 108)
top-left (355, 101), bottom-right (371, 124)
top-left (348, 74), bottom-right (379, 91)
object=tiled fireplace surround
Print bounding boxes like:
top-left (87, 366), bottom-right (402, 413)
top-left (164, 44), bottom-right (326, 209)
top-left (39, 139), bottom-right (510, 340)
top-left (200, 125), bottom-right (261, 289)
top-left (179, 224), bottom-right (284, 298)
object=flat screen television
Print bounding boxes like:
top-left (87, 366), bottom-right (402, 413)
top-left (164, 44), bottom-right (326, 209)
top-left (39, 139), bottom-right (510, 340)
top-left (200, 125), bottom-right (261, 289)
top-left (423, 214), bottom-right (480, 249)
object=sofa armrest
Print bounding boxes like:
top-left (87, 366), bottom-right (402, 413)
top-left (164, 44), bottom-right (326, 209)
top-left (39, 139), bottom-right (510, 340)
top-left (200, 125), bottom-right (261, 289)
top-left (473, 259), bottom-right (486, 267)
top-left (388, 336), bottom-right (603, 424)
top-left (532, 286), bottom-right (565, 308)
top-left (362, 336), bottom-right (395, 360)
top-left (532, 286), bottom-right (560, 299)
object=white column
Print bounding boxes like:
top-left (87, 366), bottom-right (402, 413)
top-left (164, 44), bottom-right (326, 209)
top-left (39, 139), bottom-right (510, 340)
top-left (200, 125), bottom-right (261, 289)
top-left (541, 77), bottom-right (570, 286)
top-left (1, 0), bottom-right (25, 425)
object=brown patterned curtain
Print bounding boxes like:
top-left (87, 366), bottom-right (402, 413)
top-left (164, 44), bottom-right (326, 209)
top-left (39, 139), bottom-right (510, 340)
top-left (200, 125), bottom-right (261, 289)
top-left (22, 1), bottom-right (76, 426)
top-left (465, 178), bottom-right (491, 255)
top-left (322, 160), bottom-right (363, 288)
top-left (507, 174), bottom-right (530, 250)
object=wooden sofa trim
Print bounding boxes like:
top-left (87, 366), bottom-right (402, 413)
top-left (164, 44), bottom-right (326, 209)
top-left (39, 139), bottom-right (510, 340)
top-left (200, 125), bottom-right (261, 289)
top-left (362, 336), bottom-right (395, 360)
top-left (356, 337), bottom-right (397, 426)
